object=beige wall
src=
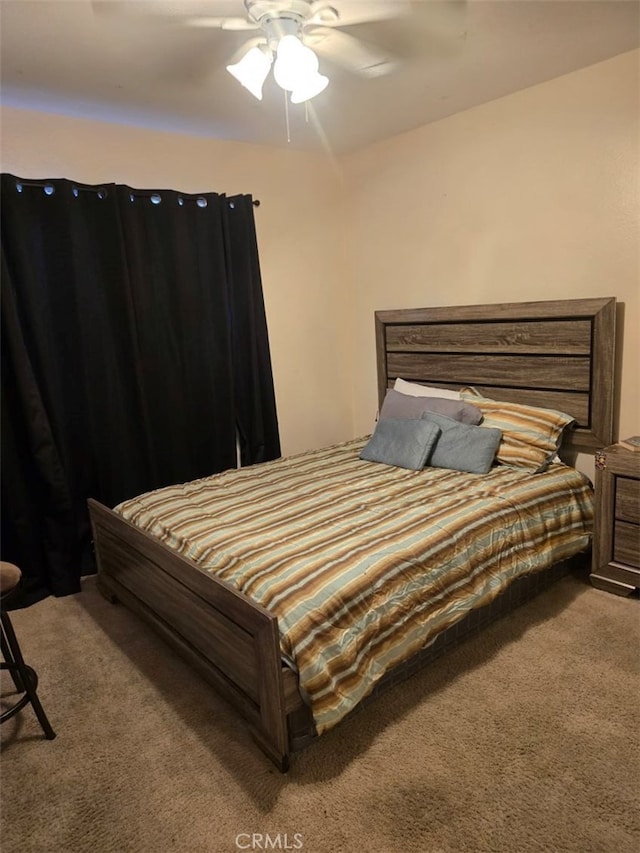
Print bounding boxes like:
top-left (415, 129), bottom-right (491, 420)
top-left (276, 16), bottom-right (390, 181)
top-left (343, 49), bottom-right (640, 473)
top-left (0, 107), bottom-right (351, 456)
top-left (2, 48), bottom-right (639, 469)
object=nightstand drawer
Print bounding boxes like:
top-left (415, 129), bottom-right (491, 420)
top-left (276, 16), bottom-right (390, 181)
top-left (615, 477), bottom-right (640, 524)
top-left (613, 520), bottom-right (640, 568)
top-left (616, 476), bottom-right (640, 524)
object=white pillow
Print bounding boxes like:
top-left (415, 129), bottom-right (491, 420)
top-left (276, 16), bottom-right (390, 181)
top-left (394, 377), bottom-right (461, 400)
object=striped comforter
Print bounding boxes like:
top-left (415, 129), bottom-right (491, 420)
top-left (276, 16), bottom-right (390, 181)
top-left (115, 438), bottom-right (593, 733)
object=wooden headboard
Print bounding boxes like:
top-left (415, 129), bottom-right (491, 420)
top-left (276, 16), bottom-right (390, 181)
top-left (375, 297), bottom-right (616, 452)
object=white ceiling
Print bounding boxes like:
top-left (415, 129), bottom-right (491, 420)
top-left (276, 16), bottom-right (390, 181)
top-left (1, 0), bottom-right (639, 155)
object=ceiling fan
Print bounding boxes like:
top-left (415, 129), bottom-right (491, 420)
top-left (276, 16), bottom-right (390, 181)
top-left (93, 1), bottom-right (465, 104)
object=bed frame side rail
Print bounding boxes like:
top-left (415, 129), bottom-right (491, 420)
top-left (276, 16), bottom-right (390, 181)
top-left (87, 498), bottom-right (291, 771)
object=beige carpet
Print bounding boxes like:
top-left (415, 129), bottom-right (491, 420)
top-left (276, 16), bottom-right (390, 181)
top-left (1, 569), bottom-right (638, 853)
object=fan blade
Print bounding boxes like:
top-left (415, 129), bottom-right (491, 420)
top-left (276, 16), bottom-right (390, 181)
top-left (91, 1), bottom-right (251, 26)
top-left (304, 27), bottom-right (396, 77)
top-left (308, 1), bottom-right (411, 28)
top-left (185, 17), bottom-right (259, 30)
top-left (92, 1), bottom-right (243, 15)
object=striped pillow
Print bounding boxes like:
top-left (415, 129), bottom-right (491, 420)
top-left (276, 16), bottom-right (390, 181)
top-left (460, 388), bottom-right (575, 473)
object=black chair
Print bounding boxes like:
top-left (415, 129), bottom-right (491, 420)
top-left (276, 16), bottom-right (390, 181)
top-left (1, 562), bottom-right (55, 739)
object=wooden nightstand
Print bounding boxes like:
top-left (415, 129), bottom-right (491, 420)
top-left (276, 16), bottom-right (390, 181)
top-left (590, 444), bottom-right (640, 596)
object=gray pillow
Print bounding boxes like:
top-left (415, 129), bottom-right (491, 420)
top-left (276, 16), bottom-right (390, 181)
top-left (360, 418), bottom-right (441, 470)
top-left (420, 412), bottom-right (502, 474)
top-left (379, 389), bottom-right (483, 425)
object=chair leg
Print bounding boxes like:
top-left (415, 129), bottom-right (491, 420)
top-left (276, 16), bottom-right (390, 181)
top-left (1, 620), bottom-right (24, 692)
top-left (1, 611), bottom-right (56, 740)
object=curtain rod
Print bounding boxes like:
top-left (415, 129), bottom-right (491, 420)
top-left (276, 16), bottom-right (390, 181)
top-left (12, 178), bottom-right (262, 207)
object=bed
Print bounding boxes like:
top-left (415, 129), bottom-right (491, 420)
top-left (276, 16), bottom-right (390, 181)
top-left (88, 296), bottom-right (616, 770)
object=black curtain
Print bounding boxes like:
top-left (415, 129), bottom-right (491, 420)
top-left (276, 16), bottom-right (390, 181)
top-left (1, 175), bottom-right (280, 607)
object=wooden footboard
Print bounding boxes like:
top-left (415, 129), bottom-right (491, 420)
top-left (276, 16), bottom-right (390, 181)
top-left (87, 499), bottom-right (298, 771)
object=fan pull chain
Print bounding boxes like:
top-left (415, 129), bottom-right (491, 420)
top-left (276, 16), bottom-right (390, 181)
top-left (284, 89), bottom-right (291, 143)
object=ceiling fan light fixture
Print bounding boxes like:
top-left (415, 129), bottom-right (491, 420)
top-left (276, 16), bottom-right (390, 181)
top-left (273, 33), bottom-right (327, 97)
top-left (290, 71), bottom-right (328, 103)
top-left (226, 43), bottom-right (273, 100)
